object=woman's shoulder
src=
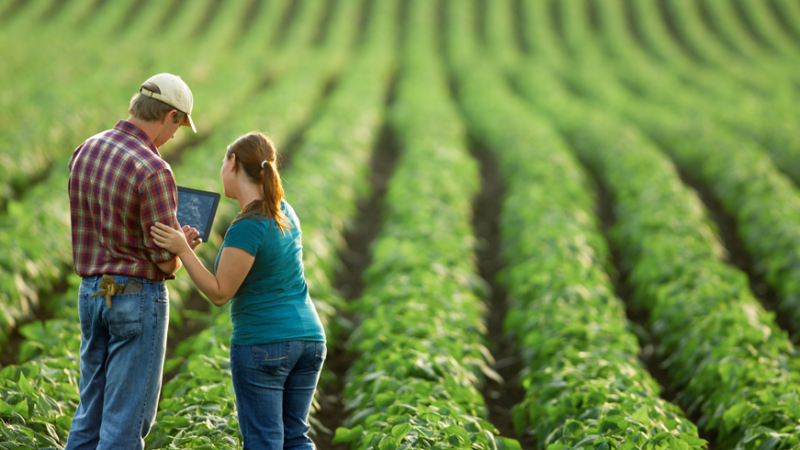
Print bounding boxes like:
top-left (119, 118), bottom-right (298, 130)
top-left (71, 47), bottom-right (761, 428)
top-left (228, 200), bottom-right (298, 232)
top-left (230, 202), bottom-right (297, 231)
top-left (281, 199), bottom-right (300, 224)
top-left (226, 214), bottom-right (265, 239)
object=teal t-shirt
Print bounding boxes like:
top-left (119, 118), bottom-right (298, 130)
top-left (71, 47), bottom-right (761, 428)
top-left (214, 200), bottom-right (325, 346)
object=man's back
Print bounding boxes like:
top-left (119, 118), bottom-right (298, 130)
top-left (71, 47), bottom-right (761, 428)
top-left (69, 120), bottom-right (178, 281)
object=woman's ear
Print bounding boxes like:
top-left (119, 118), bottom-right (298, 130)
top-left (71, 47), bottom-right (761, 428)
top-left (228, 153), bottom-right (236, 171)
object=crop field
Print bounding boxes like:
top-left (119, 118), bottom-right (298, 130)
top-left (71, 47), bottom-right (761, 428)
top-left (3, 0), bottom-right (800, 448)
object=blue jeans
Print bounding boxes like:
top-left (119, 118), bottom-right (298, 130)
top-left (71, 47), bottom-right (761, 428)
top-left (231, 340), bottom-right (327, 449)
top-left (65, 275), bottom-right (169, 450)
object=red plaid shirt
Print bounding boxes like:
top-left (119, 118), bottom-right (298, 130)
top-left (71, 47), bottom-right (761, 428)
top-left (68, 120), bottom-right (180, 281)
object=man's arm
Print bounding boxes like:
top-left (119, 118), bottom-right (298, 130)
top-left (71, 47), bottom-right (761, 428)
top-left (139, 169), bottom-right (182, 275)
top-left (156, 257), bottom-right (182, 275)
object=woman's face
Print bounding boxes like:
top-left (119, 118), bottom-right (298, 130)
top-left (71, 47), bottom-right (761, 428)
top-left (220, 152), bottom-right (237, 199)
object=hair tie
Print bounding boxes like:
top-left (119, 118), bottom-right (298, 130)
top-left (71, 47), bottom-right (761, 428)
top-left (261, 160), bottom-right (268, 169)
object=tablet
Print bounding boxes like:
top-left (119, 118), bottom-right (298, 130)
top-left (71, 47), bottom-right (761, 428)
top-left (176, 186), bottom-right (221, 243)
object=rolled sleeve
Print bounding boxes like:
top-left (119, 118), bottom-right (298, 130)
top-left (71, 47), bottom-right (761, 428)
top-left (139, 169), bottom-right (180, 264)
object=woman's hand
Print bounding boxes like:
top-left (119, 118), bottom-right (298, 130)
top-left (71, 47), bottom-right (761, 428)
top-left (151, 222), bottom-right (202, 255)
top-left (182, 225), bottom-right (203, 251)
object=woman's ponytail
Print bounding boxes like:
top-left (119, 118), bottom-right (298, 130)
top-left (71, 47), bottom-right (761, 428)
top-left (227, 132), bottom-right (293, 234)
top-left (261, 159), bottom-right (290, 233)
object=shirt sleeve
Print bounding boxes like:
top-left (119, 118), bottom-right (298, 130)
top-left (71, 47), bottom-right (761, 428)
top-left (223, 219), bottom-right (263, 257)
top-left (139, 169), bottom-right (180, 264)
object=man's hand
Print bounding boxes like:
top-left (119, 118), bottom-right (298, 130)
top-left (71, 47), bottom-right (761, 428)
top-left (182, 225), bottom-right (203, 250)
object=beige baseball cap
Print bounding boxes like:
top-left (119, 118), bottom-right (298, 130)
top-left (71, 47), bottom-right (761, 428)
top-left (138, 73), bottom-right (196, 132)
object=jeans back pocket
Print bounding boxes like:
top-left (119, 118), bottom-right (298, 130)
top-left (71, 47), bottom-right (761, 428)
top-left (252, 342), bottom-right (291, 374)
top-left (102, 292), bottom-right (145, 339)
top-left (312, 342), bottom-right (327, 371)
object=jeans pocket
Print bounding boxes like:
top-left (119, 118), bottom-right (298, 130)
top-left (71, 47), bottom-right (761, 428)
top-left (102, 292), bottom-right (145, 339)
top-left (312, 342), bottom-right (327, 371)
top-left (252, 342), bottom-right (290, 374)
top-left (154, 284), bottom-right (169, 303)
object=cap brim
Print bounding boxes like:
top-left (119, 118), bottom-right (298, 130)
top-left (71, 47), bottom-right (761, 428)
top-left (183, 115), bottom-right (197, 133)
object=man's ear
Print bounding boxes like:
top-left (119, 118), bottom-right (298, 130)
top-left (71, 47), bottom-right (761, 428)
top-left (161, 109), bottom-right (177, 124)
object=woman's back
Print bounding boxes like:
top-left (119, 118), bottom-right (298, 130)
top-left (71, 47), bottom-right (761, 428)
top-left (215, 199), bottom-right (325, 346)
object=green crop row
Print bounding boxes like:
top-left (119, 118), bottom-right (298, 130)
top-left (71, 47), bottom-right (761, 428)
top-left (513, 62), bottom-right (800, 448)
top-left (488, 1), bottom-right (800, 446)
top-left (332, 2), bottom-right (517, 450)
top-left (589, 0), bottom-right (800, 190)
top-left (622, 0), bottom-right (798, 114)
top-left (449, 3), bottom-right (704, 449)
top-left (557, 3), bottom-right (800, 339)
top-left (657, 0), bottom-right (796, 98)
top-left (729, 0), bottom-right (800, 59)
top-left (768, 0), bottom-right (800, 46)
top-left (709, 0), bottom-right (800, 74)
top-left (516, 0), bottom-right (800, 340)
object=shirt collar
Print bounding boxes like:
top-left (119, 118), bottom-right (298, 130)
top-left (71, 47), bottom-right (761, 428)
top-left (113, 120), bottom-right (161, 157)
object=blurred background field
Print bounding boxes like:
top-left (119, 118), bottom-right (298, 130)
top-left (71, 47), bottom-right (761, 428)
top-left (3, 0), bottom-right (800, 449)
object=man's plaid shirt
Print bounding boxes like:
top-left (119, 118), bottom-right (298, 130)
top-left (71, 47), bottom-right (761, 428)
top-left (68, 120), bottom-right (180, 281)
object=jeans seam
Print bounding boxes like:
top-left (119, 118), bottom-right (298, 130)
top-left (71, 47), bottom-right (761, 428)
top-left (135, 295), bottom-right (157, 446)
top-left (231, 346), bottom-right (248, 442)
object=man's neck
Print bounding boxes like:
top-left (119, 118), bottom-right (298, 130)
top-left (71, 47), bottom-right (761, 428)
top-left (126, 116), bottom-right (159, 146)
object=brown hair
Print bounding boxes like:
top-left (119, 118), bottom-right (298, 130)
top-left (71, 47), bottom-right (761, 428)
top-left (129, 84), bottom-right (187, 124)
top-left (226, 132), bottom-right (292, 234)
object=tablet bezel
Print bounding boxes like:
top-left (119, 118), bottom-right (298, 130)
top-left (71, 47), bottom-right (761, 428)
top-left (177, 186), bottom-right (221, 244)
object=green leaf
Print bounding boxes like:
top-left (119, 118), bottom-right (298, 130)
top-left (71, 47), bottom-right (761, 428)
top-left (0, 400), bottom-right (13, 416)
top-left (333, 426), bottom-right (364, 444)
top-left (788, 395), bottom-right (800, 419)
top-left (13, 400), bottom-right (29, 420)
top-left (667, 436), bottom-right (690, 450)
top-left (375, 393), bottom-right (395, 408)
top-left (630, 406), bottom-right (648, 424)
top-left (483, 430), bottom-right (498, 450)
top-left (757, 435), bottom-right (780, 450)
top-left (722, 403), bottom-right (752, 429)
top-left (18, 373), bottom-right (34, 394)
top-left (391, 423), bottom-right (412, 442)
top-left (678, 433), bottom-right (707, 448)
top-left (443, 425), bottom-right (470, 441)
top-left (497, 437), bottom-right (522, 450)
top-left (379, 436), bottom-right (398, 450)
top-left (56, 415), bottom-right (73, 434)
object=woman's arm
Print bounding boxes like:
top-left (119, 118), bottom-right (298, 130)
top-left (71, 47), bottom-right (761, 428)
top-left (150, 223), bottom-right (255, 306)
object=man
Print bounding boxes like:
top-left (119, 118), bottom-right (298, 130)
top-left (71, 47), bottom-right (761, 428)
top-left (65, 73), bottom-right (202, 450)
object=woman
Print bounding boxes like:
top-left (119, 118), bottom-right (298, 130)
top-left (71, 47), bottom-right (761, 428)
top-left (150, 132), bottom-right (326, 449)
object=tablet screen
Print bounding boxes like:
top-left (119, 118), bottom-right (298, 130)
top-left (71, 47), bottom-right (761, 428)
top-left (177, 186), bottom-right (221, 243)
